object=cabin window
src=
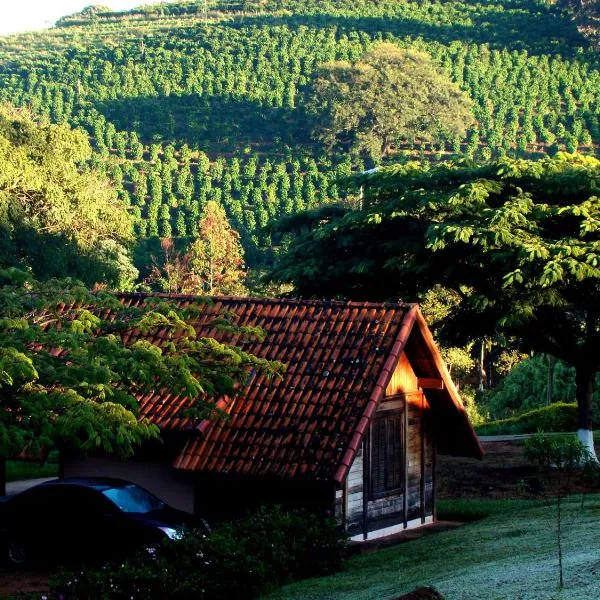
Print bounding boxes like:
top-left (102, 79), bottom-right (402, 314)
top-left (370, 410), bottom-right (403, 499)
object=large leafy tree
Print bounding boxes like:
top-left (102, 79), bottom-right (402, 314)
top-left (0, 105), bottom-right (136, 288)
top-left (270, 154), bottom-right (600, 458)
top-left (306, 43), bottom-right (473, 161)
top-left (0, 269), bottom-right (281, 494)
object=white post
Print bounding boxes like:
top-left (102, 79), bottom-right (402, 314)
top-left (577, 429), bottom-right (598, 462)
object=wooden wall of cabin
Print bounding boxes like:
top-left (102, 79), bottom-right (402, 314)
top-left (336, 352), bottom-right (435, 538)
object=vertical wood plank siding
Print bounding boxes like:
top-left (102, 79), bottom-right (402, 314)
top-left (340, 354), bottom-right (435, 536)
top-left (362, 429), bottom-right (370, 540)
top-left (342, 477), bottom-right (347, 530)
top-left (432, 440), bottom-right (437, 521)
top-left (386, 353), bottom-right (418, 395)
top-left (403, 399), bottom-right (408, 528)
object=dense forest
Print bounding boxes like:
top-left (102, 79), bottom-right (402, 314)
top-left (0, 0), bottom-right (598, 273)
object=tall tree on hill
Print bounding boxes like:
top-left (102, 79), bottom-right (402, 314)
top-left (0, 105), bottom-right (136, 288)
top-left (269, 154), bottom-right (600, 459)
top-left (307, 43), bottom-right (473, 162)
top-left (189, 201), bottom-right (247, 296)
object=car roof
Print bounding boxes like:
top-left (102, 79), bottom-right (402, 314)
top-left (38, 477), bottom-right (136, 492)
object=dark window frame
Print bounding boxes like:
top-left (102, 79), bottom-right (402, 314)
top-left (369, 408), bottom-right (404, 500)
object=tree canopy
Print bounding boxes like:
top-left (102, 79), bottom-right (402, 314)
top-left (145, 200), bottom-right (248, 295)
top-left (269, 154), bottom-right (600, 456)
top-left (0, 1), bottom-right (595, 267)
top-left (145, 238), bottom-right (200, 294)
top-left (0, 269), bottom-right (280, 475)
top-left (0, 105), bottom-right (135, 287)
top-left (307, 43), bottom-right (474, 161)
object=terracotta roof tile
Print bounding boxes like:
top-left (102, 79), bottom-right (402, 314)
top-left (111, 294), bottom-right (482, 482)
top-left (111, 295), bottom-right (410, 481)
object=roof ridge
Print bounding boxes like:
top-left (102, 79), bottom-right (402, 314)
top-left (115, 292), bottom-right (417, 311)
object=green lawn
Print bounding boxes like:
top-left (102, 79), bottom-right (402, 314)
top-left (265, 496), bottom-right (600, 600)
top-left (6, 460), bottom-right (58, 482)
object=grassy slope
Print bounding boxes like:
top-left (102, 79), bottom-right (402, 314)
top-left (266, 497), bottom-right (600, 600)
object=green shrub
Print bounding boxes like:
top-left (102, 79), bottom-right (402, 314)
top-left (461, 385), bottom-right (488, 428)
top-left (523, 432), bottom-right (588, 469)
top-left (6, 460), bottom-right (59, 482)
top-left (475, 402), bottom-right (578, 436)
top-left (52, 506), bottom-right (347, 599)
top-left (483, 355), bottom-right (600, 420)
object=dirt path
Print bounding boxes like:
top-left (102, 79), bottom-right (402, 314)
top-left (0, 569), bottom-right (50, 596)
top-left (438, 439), bottom-right (600, 499)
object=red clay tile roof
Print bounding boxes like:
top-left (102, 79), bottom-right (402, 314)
top-left (117, 294), bottom-right (482, 484)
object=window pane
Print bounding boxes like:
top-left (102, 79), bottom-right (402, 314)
top-left (370, 410), bottom-right (403, 498)
top-left (102, 484), bottom-right (165, 513)
top-left (385, 414), bottom-right (402, 490)
top-left (371, 417), bottom-right (386, 495)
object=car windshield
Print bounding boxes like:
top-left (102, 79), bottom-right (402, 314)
top-left (101, 484), bottom-right (166, 514)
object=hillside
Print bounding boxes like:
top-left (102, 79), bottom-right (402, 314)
top-left (0, 0), bottom-right (598, 270)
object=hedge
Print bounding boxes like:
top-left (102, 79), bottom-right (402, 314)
top-left (475, 402), bottom-right (578, 436)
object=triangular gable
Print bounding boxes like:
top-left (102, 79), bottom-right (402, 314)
top-left (332, 304), bottom-right (420, 484)
top-left (409, 310), bottom-right (483, 460)
top-left (332, 306), bottom-right (483, 485)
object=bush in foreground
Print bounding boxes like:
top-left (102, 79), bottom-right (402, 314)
top-left (52, 505), bottom-right (347, 599)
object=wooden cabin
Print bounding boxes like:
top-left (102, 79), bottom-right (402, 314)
top-left (63, 296), bottom-right (482, 541)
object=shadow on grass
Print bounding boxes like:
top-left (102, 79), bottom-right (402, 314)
top-left (436, 498), bottom-right (552, 522)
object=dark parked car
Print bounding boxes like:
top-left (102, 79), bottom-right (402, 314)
top-left (0, 477), bottom-right (200, 566)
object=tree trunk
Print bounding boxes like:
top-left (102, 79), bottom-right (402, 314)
top-left (381, 136), bottom-right (391, 157)
top-left (478, 339), bottom-right (486, 392)
top-left (556, 486), bottom-right (564, 588)
top-left (575, 365), bottom-right (597, 462)
top-left (547, 354), bottom-right (556, 405)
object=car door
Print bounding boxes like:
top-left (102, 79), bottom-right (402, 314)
top-left (35, 486), bottom-right (86, 561)
top-left (64, 487), bottom-right (153, 562)
top-left (17, 486), bottom-right (112, 563)
top-left (71, 487), bottom-right (125, 562)
top-left (5, 486), bottom-right (76, 562)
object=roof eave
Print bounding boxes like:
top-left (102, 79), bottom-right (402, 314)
top-left (413, 310), bottom-right (484, 460)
